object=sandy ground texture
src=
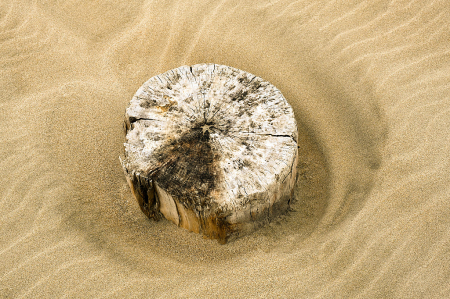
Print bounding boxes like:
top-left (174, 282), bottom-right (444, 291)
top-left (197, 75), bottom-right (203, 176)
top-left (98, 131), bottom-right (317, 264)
top-left (1, 0), bottom-right (449, 298)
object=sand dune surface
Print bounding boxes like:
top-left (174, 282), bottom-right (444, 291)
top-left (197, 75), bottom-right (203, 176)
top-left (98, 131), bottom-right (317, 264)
top-left (1, 0), bottom-right (450, 297)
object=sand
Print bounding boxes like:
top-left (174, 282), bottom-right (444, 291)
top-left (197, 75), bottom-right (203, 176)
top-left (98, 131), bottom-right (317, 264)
top-left (1, 0), bottom-right (449, 298)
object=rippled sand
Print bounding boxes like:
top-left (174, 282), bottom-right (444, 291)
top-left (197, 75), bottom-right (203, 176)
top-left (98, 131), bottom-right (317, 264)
top-left (1, 0), bottom-right (449, 297)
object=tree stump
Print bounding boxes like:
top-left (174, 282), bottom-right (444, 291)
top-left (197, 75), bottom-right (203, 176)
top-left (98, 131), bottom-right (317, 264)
top-left (121, 64), bottom-right (298, 243)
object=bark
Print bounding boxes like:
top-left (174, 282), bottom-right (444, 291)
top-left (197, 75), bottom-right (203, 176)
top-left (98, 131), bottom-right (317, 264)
top-left (121, 64), bottom-right (298, 243)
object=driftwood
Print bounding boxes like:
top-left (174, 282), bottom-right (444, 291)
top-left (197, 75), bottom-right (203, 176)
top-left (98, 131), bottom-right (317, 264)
top-left (121, 64), bottom-right (298, 243)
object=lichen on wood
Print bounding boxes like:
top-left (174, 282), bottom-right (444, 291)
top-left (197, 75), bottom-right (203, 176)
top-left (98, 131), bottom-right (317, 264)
top-left (121, 63), bottom-right (298, 243)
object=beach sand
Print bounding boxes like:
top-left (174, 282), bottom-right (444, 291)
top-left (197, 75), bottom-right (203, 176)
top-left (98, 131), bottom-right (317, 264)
top-left (1, 0), bottom-right (449, 297)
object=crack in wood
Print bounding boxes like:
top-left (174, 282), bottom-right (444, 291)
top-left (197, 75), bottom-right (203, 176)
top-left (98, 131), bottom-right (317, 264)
top-left (129, 117), bottom-right (157, 123)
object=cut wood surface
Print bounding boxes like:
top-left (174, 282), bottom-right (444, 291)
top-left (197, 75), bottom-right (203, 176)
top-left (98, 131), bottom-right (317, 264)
top-left (121, 64), bottom-right (298, 243)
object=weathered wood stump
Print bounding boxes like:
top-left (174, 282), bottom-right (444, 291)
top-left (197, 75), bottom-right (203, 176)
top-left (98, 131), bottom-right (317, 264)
top-left (121, 64), bottom-right (298, 243)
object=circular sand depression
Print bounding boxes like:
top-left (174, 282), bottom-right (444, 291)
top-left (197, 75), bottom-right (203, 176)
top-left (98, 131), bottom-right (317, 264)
top-left (121, 64), bottom-right (298, 243)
